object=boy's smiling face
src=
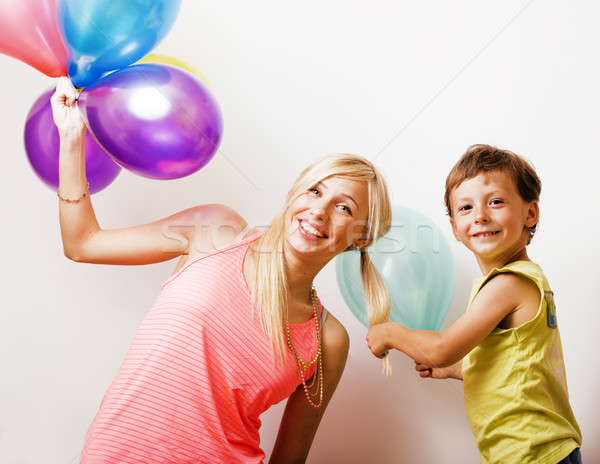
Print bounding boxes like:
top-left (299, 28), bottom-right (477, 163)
top-left (449, 170), bottom-right (539, 273)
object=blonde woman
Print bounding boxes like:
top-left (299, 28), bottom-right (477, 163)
top-left (51, 76), bottom-right (391, 463)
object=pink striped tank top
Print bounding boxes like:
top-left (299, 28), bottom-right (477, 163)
top-left (80, 234), bottom-right (320, 463)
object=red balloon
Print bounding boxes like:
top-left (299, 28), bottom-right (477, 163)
top-left (0, 0), bottom-right (67, 77)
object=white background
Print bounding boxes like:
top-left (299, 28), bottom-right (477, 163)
top-left (1, 1), bottom-right (598, 463)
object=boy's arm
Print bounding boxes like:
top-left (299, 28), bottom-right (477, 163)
top-left (367, 272), bottom-right (540, 368)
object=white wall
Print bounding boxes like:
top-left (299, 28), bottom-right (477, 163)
top-left (1, 1), bottom-right (598, 463)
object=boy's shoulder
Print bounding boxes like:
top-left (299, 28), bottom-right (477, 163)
top-left (473, 263), bottom-right (545, 328)
top-left (478, 260), bottom-right (546, 290)
top-left (479, 270), bottom-right (540, 297)
top-left (470, 261), bottom-right (547, 308)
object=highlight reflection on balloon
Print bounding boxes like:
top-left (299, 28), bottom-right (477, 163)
top-left (77, 64), bottom-right (223, 180)
top-left (57, 0), bottom-right (182, 87)
top-left (0, 0), bottom-right (67, 77)
top-left (336, 205), bottom-right (455, 331)
top-left (24, 89), bottom-right (121, 193)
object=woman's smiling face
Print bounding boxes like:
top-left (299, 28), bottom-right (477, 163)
top-left (284, 176), bottom-right (370, 260)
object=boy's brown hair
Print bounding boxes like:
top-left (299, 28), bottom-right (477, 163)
top-left (444, 144), bottom-right (541, 242)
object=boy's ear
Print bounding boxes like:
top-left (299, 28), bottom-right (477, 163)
top-left (525, 201), bottom-right (539, 228)
top-left (449, 217), bottom-right (461, 242)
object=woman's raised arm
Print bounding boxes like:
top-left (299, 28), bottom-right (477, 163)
top-left (51, 77), bottom-right (246, 266)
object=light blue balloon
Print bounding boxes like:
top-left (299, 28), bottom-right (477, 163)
top-left (336, 205), bottom-right (455, 331)
top-left (57, 0), bottom-right (183, 87)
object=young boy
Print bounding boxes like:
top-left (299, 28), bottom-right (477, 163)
top-left (367, 145), bottom-right (582, 463)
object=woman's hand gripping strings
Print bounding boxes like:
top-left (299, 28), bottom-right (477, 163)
top-left (52, 77), bottom-right (85, 138)
top-left (51, 77), bottom-right (90, 205)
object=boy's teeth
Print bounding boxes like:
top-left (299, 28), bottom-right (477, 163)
top-left (301, 221), bottom-right (325, 238)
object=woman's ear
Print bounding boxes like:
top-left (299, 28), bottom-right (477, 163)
top-left (347, 220), bottom-right (370, 251)
top-left (353, 236), bottom-right (371, 250)
top-left (525, 200), bottom-right (539, 228)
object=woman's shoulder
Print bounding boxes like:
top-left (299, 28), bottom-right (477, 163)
top-left (321, 310), bottom-right (350, 354)
top-left (181, 203), bottom-right (246, 227)
top-left (175, 204), bottom-right (248, 259)
top-left (319, 310), bottom-right (350, 381)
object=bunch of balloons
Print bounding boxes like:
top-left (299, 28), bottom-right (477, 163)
top-left (336, 205), bottom-right (455, 331)
top-left (1, 0), bottom-right (224, 193)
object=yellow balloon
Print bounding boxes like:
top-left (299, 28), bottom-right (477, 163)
top-left (136, 53), bottom-right (211, 88)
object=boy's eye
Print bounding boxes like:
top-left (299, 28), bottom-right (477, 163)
top-left (490, 199), bottom-right (504, 206)
top-left (457, 204), bottom-right (472, 213)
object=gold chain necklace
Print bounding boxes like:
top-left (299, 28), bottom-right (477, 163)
top-left (285, 287), bottom-right (323, 408)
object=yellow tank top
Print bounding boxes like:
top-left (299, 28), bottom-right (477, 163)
top-left (462, 261), bottom-right (581, 464)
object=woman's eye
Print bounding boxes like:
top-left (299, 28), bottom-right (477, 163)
top-left (490, 199), bottom-right (504, 206)
top-left (338, 204), bottom-right (352, 215)
top-left (308, 188), bottom-right (320, 196)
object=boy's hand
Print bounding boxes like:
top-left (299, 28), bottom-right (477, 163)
top-left (415, 360), bottom-right (463, 380)
top-left (366, 323), bottom-right (391, 358)
top-left (415, 362), bottom-right (446, 379)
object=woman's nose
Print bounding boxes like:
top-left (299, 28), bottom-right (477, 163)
top-left (310, 200), bottom-right (329, 220)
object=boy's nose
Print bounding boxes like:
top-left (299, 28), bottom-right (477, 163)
top-left (474, 213), bottom-right (489, 224)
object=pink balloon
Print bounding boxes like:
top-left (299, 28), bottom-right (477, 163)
top-left (0, 0), bottom-right (67, 77)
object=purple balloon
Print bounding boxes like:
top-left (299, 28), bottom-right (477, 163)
top-left (24, 88), bottom-right (121, 194)
top-left (77, 64), bottom-right (223, 180)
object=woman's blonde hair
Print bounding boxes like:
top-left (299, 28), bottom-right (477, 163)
top-left (252, 153), bottom-right (392, 365)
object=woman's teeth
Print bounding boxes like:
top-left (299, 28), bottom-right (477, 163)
top-left (301, 221), bottom-right (326, 238)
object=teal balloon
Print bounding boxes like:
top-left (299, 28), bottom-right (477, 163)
top-left (336, 205), bottom-right (455, 331)
top-left (57, 0), bottom-right (182, 87)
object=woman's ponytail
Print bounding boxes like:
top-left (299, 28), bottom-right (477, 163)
top-left (360, 249), bottom-right (391, 376)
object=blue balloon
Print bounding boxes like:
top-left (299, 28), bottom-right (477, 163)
top-left (336, 205), bottom-right (455, 331)
top-left (57, 0), bottom-right (182, 87)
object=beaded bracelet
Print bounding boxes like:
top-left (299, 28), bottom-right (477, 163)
top-left (57, 182), bottom-right (89, 204)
